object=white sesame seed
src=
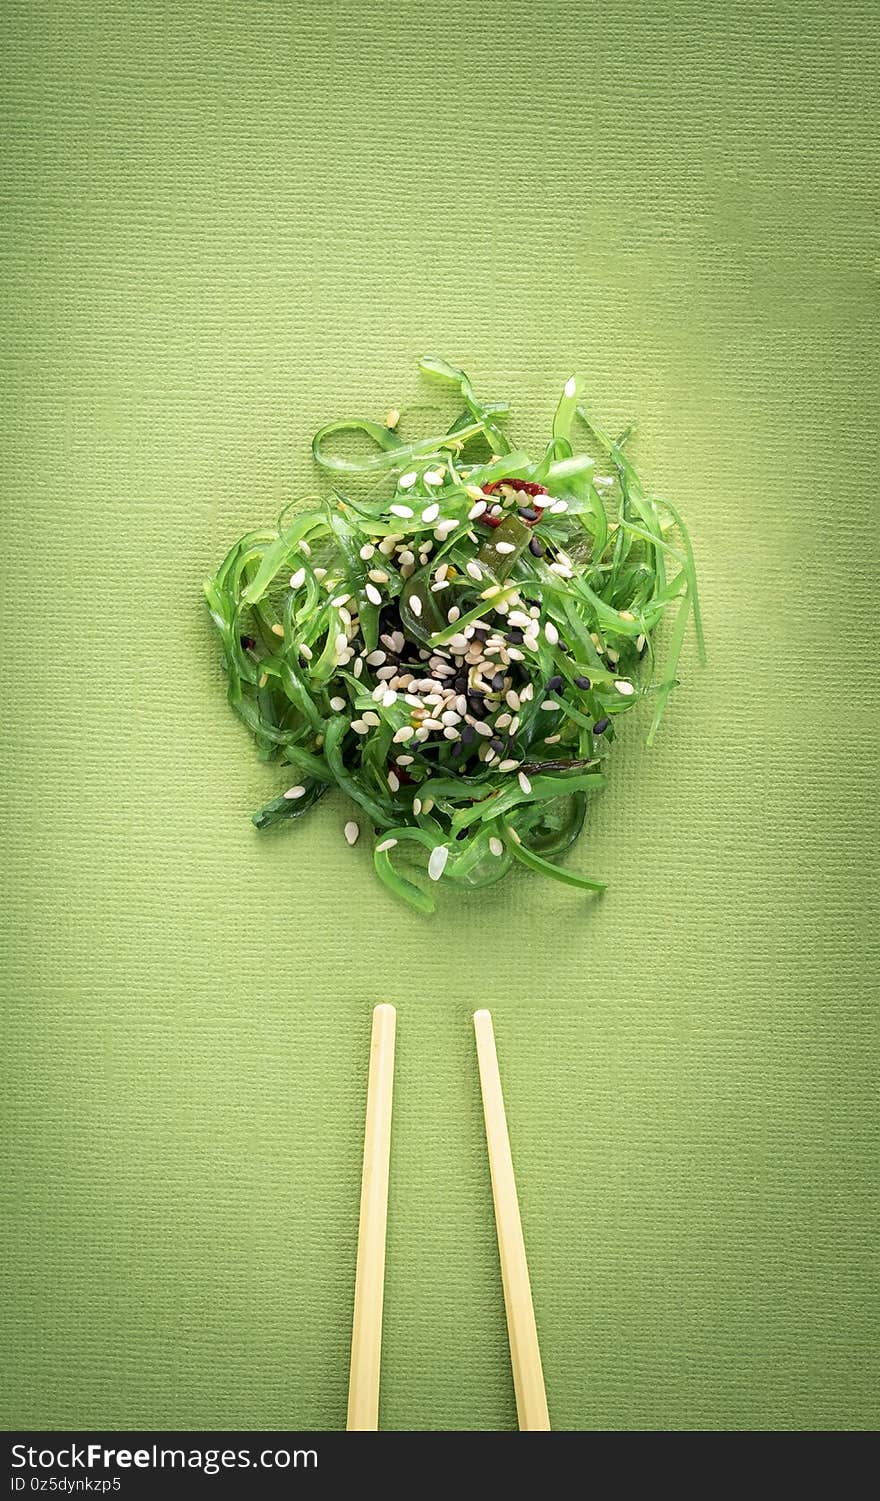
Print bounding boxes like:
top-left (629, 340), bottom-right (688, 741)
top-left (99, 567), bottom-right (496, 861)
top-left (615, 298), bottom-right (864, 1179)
top-left (393, 725), bottom-right (415, 742)
top-left (390, 503), bottom-right (414, 519)
top-left (366, 649), bottom-right (386, 666)
top-left (495, 712), bottom-right (512, 729)
top-left (368, 568), bottom-right (389, 584)
top-left (283, 785), bottom-right (306, 799)
top-left (447, 606), bottom-right (460, 623)
top-left (396, 754), bottom-right (413, 766)
top-left (344, 820), bottom-right (360, 845)
top-left (335, 632), bottom-right (348, 655)
top-left (434, 519), bottom-right (458, 540)
top-left (331, 592), bottom-right (351, 607)
top-left (421, 796), bottom-right (434, 814)
top-left (398, 472), bottom-right (417, 489)
top-left (391, 631), bottom-right (405, 652)
top-left (498, 758), bottom-right (519, 772)
top-left (363, 711), bottom-right (380, 726)
top-left (299, 539), bottom-right (311, 556)
top-left (544, 620), bottom-right (559, 645)
top-left (408, 593), bottom-right (422, 618)
top-left (508, 648), bottom-right (524, 661)
top-left (423, 469), bottom-right (444, 486)
top-left (551, 499), bottom-right (568, 514)
top-left (443, 726), bottom-right (460, 740)
top-left (594, 475), bottom-right (614, 488)
top-left (636, 634), bottom-right (646, 651)
top-left (314, 565), bottom-right (327, 578)
top-left (428, 845), bottom-right (449, 881)
top-left (271, 622), bottom-right (284, 637)
top-left (607, 647), bottom-right (620, 664)
top-left (351, 720), bottom-right (369, 735)
top-left (517, 771), bottom-right (532, 794)
top-left (385, 408), bottom-right (400, 429)
top-left (464, 483), bottom-right (485, 500)
top-left (549, 561), bottom-right (572, 577)
top-left (468, 500), bottom-right (488, 520)
top-left (339, 606), bottom-right (352, 627)
top-left (466, 560), bottom-right (483, 581)
top-left (541, 699), bottom-right (561, 711)
top-left (329, 696), bottom-right (346, 711)
top-left (532, 495), bottom-right (553, 509)
top-left (421, 502), bottom-right (440, 522)
top-left (489, 837), bottom-right (504, 858)
top-left (387, 770), bottom-right (400, 792)
top-left (473, 720), bottom-right (493, 737)
top-left (564, 375), bottom-right (577, 398)
top-left (431, 579), bottom-right (449, 592)
top-left (376, 837), bottom-right (398, 852)
top-left (481, 583), bottom-right (501, 599)
top-left (299, 642), bottom-right (313, 660)
top-left (545, 733), bottom-right (561, 744)
top-left (258, 673), bottom-right (268, 687)
top-left (382, 690), bottom-right (398, 708)
top-left (413, 797), bottom-right (423, 815)
top-left (365, 583), bottom-right (382, 606)
top-left (415, 725), bottom-right (430, 741)
top-left (495, 541), bottom-right (516, 554)
top-left (289, 567), bottom-right (306, 589)
top-left (520, 684), bottom-right (534, 703)
top-left (510, 715), bottom-right (520, 733)
top-left (353, 657), bottom-right (364, 678)
top-left (505, 689), bottom-right (521, 710)
top-left (615, 680), bottom-right (635, 695)
top-left (441, 710), bottom-right (461, 725)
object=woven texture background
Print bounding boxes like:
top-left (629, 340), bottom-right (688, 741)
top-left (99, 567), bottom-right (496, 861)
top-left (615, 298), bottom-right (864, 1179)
top-left (2, 0), bottom-right (878, 1431)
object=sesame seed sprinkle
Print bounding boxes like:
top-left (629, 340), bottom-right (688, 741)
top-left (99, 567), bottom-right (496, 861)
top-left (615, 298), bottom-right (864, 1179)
top-left (344, 820), bottom-right (360, 845)
top-left (428, 845), bottom-right (449, 881)
top-left (283, 785), bottom-right (306, 799)
top-left (376, 837), bottom-right (398, 852)
top-left (390, 503), bottom-right (414, 519)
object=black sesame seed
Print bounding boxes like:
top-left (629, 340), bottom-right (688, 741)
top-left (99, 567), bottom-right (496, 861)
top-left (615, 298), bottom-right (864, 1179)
top-left (518, 506), bottom-right (538, 521)
top-left (490, 736), bottom-right (505, 754)
top-left (506, 628), bottom-right (524, 644)
top-left (239, 634), bottom-right (256, 651)
top-left (574, 675), bottom-right (591, 690)
top-left (472, 627), bottom-right (489, 642)
top-left (461, 723), bottom-right (476, 745)
top-left (593, 716), bottom-right (610, 735)
top-left (454, 675), bottom-right (468, 693)
top-left (492, 672), bottom-right (505, 691)
top-left (467, 696), bottom-right (485, 719)
top-left (451, 741), bottom-right (463, 757)
top-left (547, 674), bottom-right (564, 692)
top-left (529, 537), bottom-right (544, 556)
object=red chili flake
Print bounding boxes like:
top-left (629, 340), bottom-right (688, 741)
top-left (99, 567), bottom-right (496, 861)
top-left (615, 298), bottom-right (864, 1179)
top-left (479, 477), bottom-right (548, 528)
top-left (482, 479), bottom-right (548, 496)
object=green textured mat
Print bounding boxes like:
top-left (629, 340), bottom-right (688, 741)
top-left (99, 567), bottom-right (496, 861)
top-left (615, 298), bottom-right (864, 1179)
top-left (2, 0), bottom-right (878, 1432)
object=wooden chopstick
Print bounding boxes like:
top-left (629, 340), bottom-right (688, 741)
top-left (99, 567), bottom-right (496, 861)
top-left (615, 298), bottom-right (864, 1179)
top-left (347, 1002), bottom-right (397, 1431)
top-left (473, 1008), bottom-right (550, 1430)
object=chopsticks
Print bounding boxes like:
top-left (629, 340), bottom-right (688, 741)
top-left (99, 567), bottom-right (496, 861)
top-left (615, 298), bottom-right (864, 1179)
top-left (346, 1002), bottom-right (549, 1431)
top-left (473, 1008), bottom-right (550, 1431)
top-left (346, 1002), bottom-right (397, 1431)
